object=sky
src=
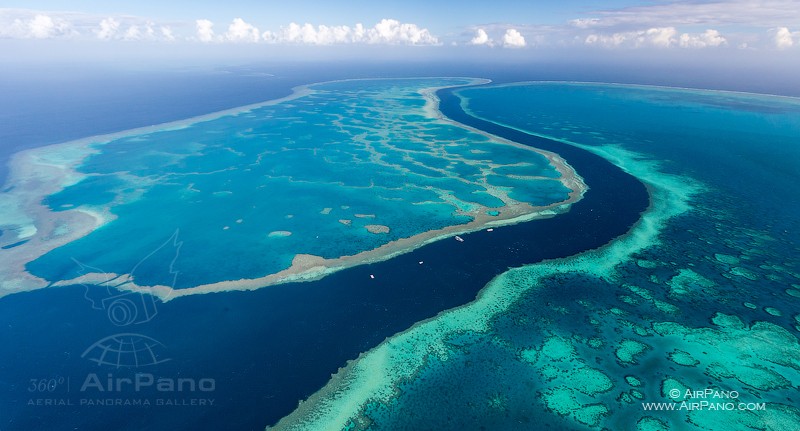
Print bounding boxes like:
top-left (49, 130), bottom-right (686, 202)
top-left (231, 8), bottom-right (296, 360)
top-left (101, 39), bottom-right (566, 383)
top-left (2, 0), bottom-right (799, 51)
top-left (1, 0), bottom-right (800, 92)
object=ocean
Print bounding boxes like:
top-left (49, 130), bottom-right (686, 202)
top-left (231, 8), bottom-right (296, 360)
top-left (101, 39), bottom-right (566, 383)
top-left (2, 64), bottom-right (799, 431)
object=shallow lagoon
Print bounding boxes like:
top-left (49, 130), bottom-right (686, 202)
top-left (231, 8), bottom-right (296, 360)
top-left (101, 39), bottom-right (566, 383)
top-left (1, 78), bottom-right (583, 298)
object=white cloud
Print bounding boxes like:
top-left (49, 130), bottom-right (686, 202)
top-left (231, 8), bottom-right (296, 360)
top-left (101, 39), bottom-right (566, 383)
top-left (773, 27), bottom-right (795, 49)
top-left (585, 33), bottom-right (616, 47)
top-left (4, 13), bottom-right (74, 39)
top-left (679, 29), bottom-right (726, 48)
top-left (459, 1), bottom-right (797, 50)
top-left (123, 23), bottom-right (156, 41)
top-left (646, 27), bottom-right (677, 47)
top-left (565, 0), bottom-right (796, 50)
top-left (95, 17), bottom-right (119, 40)
top-left (119, 22), bottom-right (172, 42)
top-left (263, 19), bottom-right (438, 45)
top-left (585, 27), bottom-right (726, 49)
top-left (123, 25), bottom-right (141, 41)
top-left (502, 28), bottom-right (526, 47)
top-left (161, 26), bottom-right (175, 42)
top-left (569, 18), bottom-right (600, 29)
top-left (195, 19), bottom-right (215, 42)
top-left (265, 22), bottom-right (354, 44)
top-left (582, 0), bottom-right (800, 29)
top-left (368, 19), bottom-right (438, 45)
top-left (1, 11), bottom-right (438, 46)
top-left (225, 18), bottom-right (260, 43)
top-left (29, 15), bottom-right (55, 38)
top-left (0, 9), bottom-right (180, 42)
top-left (470, 28), bottom-right (492, 46)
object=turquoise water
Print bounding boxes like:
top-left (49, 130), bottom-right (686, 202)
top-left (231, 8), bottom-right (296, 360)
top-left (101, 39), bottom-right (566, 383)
top-left (22, 79), bottom-right (575, 290)
top-left (272, 84), bottom-right (800, 430)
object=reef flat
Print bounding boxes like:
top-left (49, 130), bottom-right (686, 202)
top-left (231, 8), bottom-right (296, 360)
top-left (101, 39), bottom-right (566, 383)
top-left (0, 78), bottom-right (585, 299)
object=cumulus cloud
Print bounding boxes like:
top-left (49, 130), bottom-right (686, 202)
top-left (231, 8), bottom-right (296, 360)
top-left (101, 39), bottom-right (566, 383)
top-left (29, 15), bottom-right (58, 38)
top-left (161, 26), bottom-right (175, 42)
top-left (580, 0), bottom-right (800, 29)
top-left (679, 29), bottom-right (726, 48)
top-left (466, 27), bottom-right (527, 48)
top-left (646, 27), bottom-right (676, 47)
top-left (123, 25), bottom-right (142, 41)
top-left (95, 17), bottom-right (119, 40)
top-left (585, 27), bottom-right (726, 49)
top-left (116, 22), bottom-right (173, 42)
top-left (772, 27), bottom-right (796, 49)
top-left (123, 22), bottom-right (156, 41)
top-left (225, 18), bottom-right (260, 42)
top-left (569, 18), bottom-right (600, 29)
top-left (263, 19), bottom-right (438, 45)
top-left (3, 13), bottom-right (75, 39)
top-left (502, 28), bottom-right (526, 47)
top-left (368, 19), bottom-right (438, 44)
top-left (264, 22), bottom-right (352, 44)
top-left (565, 0), bottom-right (795, 49)
top-left (1, 10), bottom-right (438, 46)
top-left (1, 9), bottom-right (179, 42)
top-left (195, 19), bottom-right (215, 42)
top-left (470, 28), bottom-right (492, 46)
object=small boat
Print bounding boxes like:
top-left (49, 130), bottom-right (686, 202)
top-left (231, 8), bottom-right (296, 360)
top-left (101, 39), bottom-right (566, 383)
top-left (455, 236), bottom-right (464, 242)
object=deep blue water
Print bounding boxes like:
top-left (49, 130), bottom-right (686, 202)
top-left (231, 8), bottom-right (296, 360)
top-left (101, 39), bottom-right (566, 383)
top-left (0, 74), bottom-right (648, 429)
top-left (0, 66), bottom-right (306, 178)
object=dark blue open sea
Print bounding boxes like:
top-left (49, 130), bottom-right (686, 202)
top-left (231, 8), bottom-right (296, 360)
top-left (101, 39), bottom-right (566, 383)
top-left (1, 64), bottom-right (799, 431)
